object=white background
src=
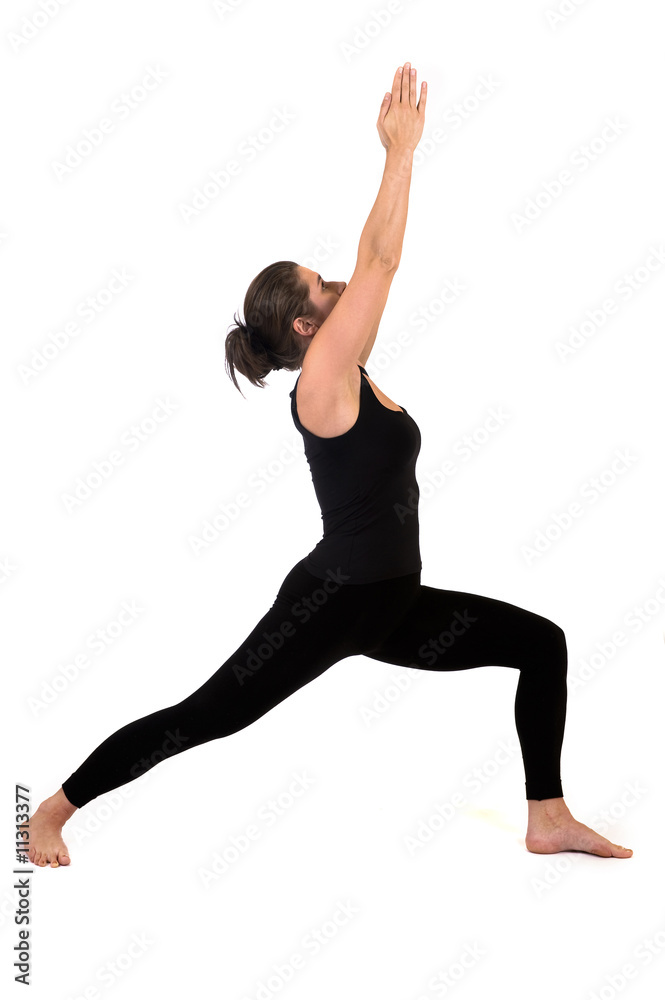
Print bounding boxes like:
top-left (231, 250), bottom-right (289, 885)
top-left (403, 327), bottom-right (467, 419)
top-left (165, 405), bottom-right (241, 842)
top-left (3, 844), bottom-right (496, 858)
top-left (3, 0), bottom-right (664, 997)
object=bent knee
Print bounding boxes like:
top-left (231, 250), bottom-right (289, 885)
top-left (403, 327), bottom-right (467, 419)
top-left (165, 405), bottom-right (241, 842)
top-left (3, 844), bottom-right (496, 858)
top-left (548, 621), bottom-right (568, 669)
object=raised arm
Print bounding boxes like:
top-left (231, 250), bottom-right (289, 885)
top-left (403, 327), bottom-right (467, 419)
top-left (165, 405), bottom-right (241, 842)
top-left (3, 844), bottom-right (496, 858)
top-left (303, 62), bottom-right (427, 379)
top-left (355, 146), bottom-right (414, 368)
top-left (359, 61), bottom-right (426, 269)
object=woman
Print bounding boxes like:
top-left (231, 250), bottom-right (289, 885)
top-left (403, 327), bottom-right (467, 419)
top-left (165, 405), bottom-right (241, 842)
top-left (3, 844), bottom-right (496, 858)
top-left (28, 62), bottom-right (632, 866)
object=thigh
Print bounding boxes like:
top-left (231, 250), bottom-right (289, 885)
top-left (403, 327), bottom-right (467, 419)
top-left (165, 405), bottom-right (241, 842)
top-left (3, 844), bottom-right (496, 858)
top-left (363, 582), bottom-right (565, 672)
top-left (180, 560), bottom-right (368, 733)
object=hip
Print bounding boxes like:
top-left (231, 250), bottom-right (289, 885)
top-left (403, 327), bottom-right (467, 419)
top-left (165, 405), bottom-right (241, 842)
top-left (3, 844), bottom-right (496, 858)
top-left (271, 556), bottom-right (422, 652)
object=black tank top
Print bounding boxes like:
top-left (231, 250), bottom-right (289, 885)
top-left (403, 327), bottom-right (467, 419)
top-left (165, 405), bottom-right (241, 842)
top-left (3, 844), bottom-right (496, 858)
top-left (289, 364), bottom-right (422, 583)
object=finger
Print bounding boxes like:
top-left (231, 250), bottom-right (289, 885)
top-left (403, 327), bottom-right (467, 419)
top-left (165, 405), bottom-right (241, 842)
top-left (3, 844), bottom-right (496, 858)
top-left (410, 64), bottom-right (416, 106)
top-left (392, 65), bottom-right (403, 102)
top-left (377, 91), bottom-right (390, 124)
top-left (402, 61), bottom-right (410, 102)
top-left (417, 80), bottom-right (427, 113)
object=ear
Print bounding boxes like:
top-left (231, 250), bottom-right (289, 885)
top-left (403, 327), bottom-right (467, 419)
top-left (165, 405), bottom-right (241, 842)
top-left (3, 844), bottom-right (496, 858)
top-left (293, 317), bottom-right (317, 337)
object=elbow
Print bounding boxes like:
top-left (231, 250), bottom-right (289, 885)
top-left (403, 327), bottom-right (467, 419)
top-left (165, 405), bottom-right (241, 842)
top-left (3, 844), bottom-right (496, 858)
top-left (357, 247), bottom-right (400, 271)
top-left (378, 253), bottom-right (400, 271)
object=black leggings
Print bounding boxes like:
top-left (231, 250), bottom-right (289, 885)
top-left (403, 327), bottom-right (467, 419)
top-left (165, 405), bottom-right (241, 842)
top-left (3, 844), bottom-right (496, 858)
top-left (61, 558), bottom-right (567, 808)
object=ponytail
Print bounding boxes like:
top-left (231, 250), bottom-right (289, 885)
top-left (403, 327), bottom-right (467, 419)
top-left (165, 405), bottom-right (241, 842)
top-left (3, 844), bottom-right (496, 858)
top-left (224, 261), bottom-right (312, 396)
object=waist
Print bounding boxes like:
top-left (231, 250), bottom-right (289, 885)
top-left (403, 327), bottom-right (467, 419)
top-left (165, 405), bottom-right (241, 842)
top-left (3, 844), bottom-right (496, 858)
top-left (303, 520), bottom-right (421, 585)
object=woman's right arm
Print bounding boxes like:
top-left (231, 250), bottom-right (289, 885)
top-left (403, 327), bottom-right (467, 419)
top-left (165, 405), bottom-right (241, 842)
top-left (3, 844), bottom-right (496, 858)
top-left (357, 62), bottom-right (427, 268)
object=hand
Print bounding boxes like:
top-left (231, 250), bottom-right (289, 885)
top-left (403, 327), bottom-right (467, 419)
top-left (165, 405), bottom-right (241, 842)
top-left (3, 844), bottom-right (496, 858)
top-left (376, 62), bottom-right (427, 152)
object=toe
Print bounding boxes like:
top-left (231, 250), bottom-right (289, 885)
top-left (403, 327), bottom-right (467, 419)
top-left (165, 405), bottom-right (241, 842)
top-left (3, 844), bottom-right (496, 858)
top-left (615, 844), bottom-right (632, 857)
top-left (55, 847), bottom-right (70, 866)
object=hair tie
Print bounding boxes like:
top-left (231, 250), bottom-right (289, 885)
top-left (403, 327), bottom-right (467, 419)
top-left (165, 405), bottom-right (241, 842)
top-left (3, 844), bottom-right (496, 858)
top-left (243, 322), bottom-right (278, 368)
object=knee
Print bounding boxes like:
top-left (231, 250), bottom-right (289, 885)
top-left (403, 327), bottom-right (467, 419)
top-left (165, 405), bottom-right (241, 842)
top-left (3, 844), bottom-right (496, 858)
top-left (170, 694), bottom-right (231, 743)
top-left (174, 692), bottom-right (254, 742)
top-left (548, 621), bottom-right (568, 672)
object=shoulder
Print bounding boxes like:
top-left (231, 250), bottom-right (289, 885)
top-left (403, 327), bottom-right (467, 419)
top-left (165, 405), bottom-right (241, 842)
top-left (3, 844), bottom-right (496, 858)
top-left (294, 362), bottom-right (364, 438)
top-left (297, 357), bottom-right (363, 400)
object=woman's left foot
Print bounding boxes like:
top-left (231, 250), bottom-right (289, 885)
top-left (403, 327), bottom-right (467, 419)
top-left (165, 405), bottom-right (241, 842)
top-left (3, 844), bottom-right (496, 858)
top-left (27, 797), bottom-right (73, 867)
top-left (526, 799), bottom-right (632, 857)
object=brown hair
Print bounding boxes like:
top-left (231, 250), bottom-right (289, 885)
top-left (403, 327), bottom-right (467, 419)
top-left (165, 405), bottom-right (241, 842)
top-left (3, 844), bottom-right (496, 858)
top-left (224, 260), bottom-right (314, 396)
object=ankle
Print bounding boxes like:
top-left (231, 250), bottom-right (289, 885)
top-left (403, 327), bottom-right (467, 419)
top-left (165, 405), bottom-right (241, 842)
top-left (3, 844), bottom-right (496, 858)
top-left (527, 796), bottom-right (570, 820)
top-left (39, 789), bottom-right (77, 822)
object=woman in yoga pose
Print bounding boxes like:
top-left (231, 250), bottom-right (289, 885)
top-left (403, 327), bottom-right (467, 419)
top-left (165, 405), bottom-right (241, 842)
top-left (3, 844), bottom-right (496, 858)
top-left (28, 62), bottom-right (632, 866)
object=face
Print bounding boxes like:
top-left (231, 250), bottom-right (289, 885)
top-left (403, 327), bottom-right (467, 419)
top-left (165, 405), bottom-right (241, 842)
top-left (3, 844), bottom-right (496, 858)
top-left (294, 265), bottom-right (347, 339)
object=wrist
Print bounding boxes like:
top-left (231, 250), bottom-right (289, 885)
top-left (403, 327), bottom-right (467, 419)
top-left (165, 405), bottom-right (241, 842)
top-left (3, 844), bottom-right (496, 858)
top-left (386, 144), bottom-right (415, 159)
top-left (385, 145), bottom-right (414, 177)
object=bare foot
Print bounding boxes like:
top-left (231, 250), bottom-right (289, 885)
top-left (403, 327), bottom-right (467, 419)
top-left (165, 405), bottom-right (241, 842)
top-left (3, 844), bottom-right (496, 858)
top-left (27, 788), bottom-right (78, 868)
top-left (526, 797), bottom-right (633, 858)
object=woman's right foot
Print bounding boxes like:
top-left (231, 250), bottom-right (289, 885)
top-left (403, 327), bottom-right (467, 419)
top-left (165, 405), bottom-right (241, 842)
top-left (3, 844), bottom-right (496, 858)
top-left (27, 789), bottom-right (77, 867)
top-left (526, 797), bottom-right (633, 858)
